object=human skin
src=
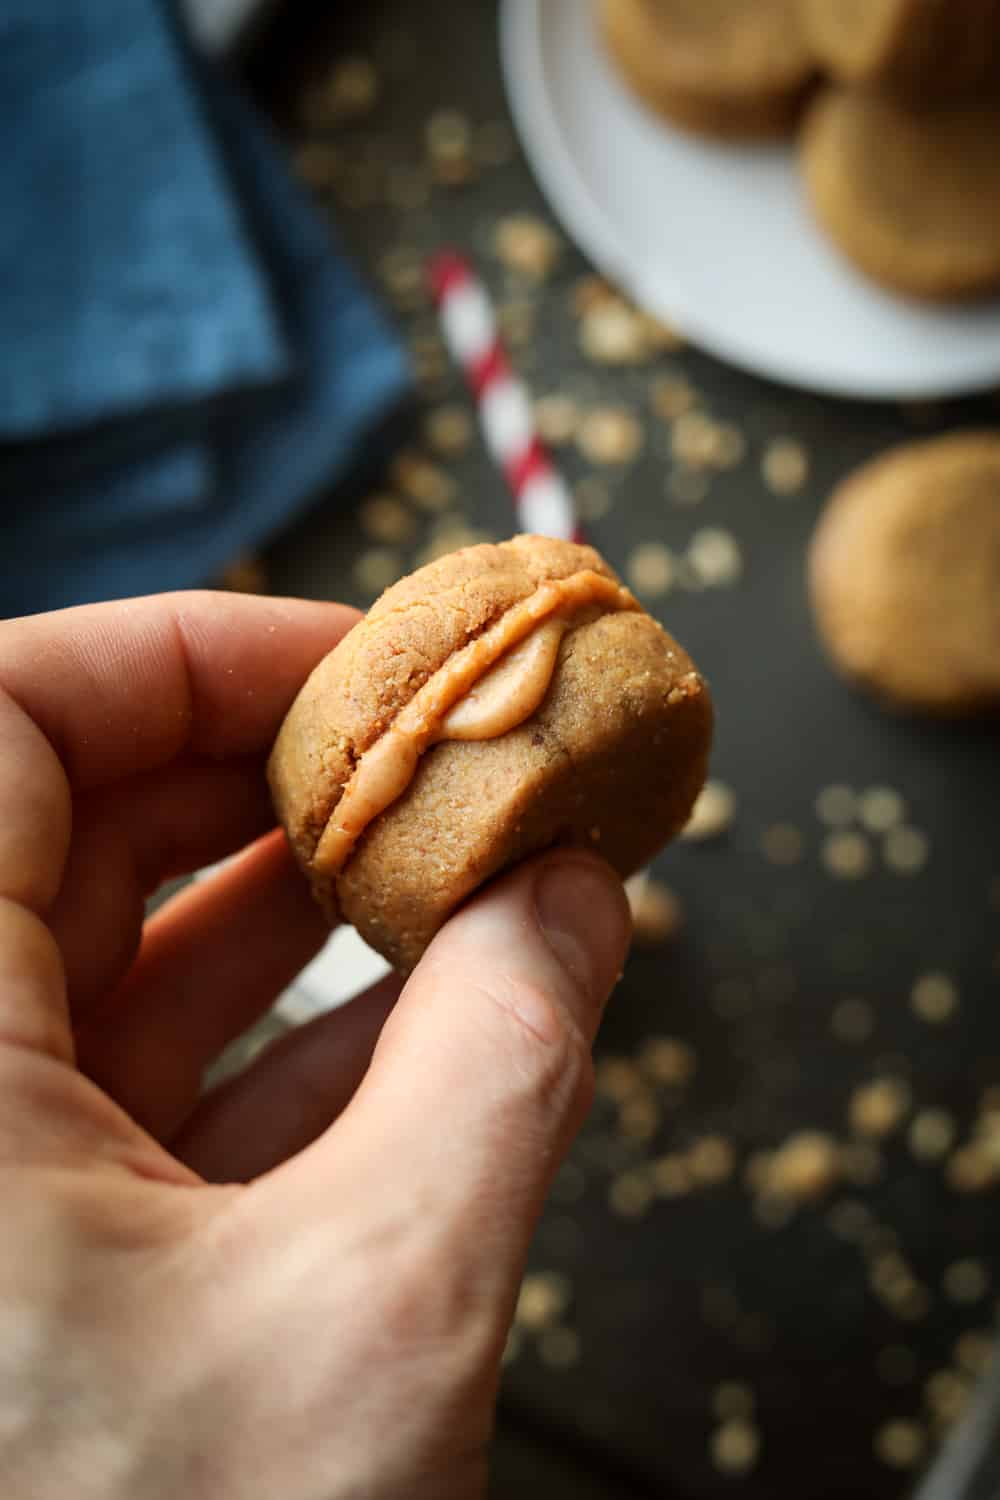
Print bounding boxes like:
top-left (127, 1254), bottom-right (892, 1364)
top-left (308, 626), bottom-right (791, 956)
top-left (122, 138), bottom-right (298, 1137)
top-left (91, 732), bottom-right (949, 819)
top-left (0, 591), bottom-right (631, 1500)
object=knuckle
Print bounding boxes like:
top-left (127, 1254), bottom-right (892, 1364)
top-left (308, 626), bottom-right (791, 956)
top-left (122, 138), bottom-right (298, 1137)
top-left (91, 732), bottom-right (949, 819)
top-left (471, 973), bottom-right (594, 1125)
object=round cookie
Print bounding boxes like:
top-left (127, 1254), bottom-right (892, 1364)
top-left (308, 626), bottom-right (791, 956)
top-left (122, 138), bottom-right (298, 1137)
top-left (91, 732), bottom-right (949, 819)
top-left (269, 535), bottom-right (713, 972)
top-left (801, 90), bottom-right (1000, 303)
top-left (802, 0), bottom-right (1000, 103)
top-left (808, 433), bottom-right (1000, 715)
top-left (600, 0), bottom-right (813, 139)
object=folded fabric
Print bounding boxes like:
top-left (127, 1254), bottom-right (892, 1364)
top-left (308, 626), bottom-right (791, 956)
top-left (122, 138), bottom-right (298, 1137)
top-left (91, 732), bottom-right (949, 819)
top-left (0, 0), bottom-right (410, 617)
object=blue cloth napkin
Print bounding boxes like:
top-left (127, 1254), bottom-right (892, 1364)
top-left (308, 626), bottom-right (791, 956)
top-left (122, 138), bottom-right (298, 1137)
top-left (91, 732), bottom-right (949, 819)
top-left (0, 0), bottom-right (410, 616)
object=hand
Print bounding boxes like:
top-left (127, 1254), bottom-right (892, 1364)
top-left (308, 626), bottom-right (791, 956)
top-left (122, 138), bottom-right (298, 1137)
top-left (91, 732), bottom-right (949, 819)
top-left (0, 591), bottom-right (631, 1500)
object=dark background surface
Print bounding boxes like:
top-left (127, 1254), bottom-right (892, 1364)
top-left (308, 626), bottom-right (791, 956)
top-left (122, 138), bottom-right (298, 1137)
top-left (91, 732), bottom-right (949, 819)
top-left (240, 3), bottom-right (1000, 1495)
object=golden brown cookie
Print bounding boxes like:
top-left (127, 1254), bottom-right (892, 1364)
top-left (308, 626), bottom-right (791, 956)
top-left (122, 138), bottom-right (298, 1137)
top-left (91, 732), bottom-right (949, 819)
top-left (802, 0), bottom-right (1000, 103)
top-left (269, 535), bottom-right (712, 971)
top-left (808, 433), bottom-right (1000, 715)
top-left (600, 0), bottom-right (813, 139)
top-left (801, 89), bottom-right (1000, 302)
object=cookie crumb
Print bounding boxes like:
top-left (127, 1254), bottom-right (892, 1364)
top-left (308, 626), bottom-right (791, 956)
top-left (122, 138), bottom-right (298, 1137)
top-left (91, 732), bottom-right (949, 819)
top-left (943, 1259), bottom-right (990, 1305)
top-left (494, 214), bottom-right (561, 280)
top-left (534, 393), bottom-right (579, 446)
top-left (426, 109), bottom-right (473, 184)
top-left (911, 972), bottom-right (959, 1024)
top-left (947, 1145), bottom-right (996, 1194)
top-left (688, 1135), bottom-right (736, 1186)
top-left (688, 528), bottom-right (743, 587)
top-left (627, 542), bottom-right (675, 598)
top-left (577, 406), bottom-right (644, 465)
top-left (763, 437), bottom-right (809, 495)
top-left (884, 826), bottom-right (930, 875)
top-left (652, 1154), bottom-right (693, 1197)
top-left (710, 1419), bottom-right (761, 1475)
top-left (859, 786), bottom-right (906, 833)
top-left (874, 1420), bottom-right (925, 1470)
top-left (390, 451), bottom-right (457, 511)
top-left (424, 405), bottom-right (473, 456)
top-left (821, 830), bottom-right (872, 880)
top-left (609, 1169), bottom-right (653, 1219)
top-left (816, 784), bottom-right (857, 826)
top-left (515, 1271), bottom-right (572, 1329)
top-left (359, 493), bottom-right (416, 545)
top-left (579, 299), bottom-right (650, 364)
top-left (630, 879), bottom-right (684, 945)
top-left (954, 1331), bottom-right (994, 1376)
top-left (639, 1036), bottom-right (696, 1087)
top-left (765, 1131), bottom-right (841, 1202)
top-left (850, 1078), bottom-right (911, 1138)
top-left (574, 476), bottom-right (613, 522)
top-left (908, 1109), bottom-right (956, 1161)
top-left (681, 781), bottom-right (736, 842)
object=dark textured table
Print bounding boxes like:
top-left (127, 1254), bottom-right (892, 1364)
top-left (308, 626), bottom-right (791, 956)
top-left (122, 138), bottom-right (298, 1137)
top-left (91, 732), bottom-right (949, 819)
top-left (244, 3), bottom-right (1000, 1495)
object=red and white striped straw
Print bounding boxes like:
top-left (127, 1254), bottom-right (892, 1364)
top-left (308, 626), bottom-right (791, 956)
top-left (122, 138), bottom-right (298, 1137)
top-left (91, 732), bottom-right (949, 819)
top-left (428, 250), bottom-right (582, 543)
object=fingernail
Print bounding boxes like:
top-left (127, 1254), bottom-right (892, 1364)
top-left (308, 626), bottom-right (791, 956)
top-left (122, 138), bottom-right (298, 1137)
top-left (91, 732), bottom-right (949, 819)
top-left (534, 857), bottom-right (630, 1006)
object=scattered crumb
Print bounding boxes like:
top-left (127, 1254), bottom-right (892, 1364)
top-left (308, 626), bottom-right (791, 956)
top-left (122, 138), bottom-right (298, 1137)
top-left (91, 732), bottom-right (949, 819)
top-left (652, 1154), bottom-right (693, 1197)
top-left (762, 437), bottom-right (809, 495)
top-left (884, 826), bottom-right (930, 875)
top-left (681, 781), bottom-right (736, 842)
top-left (831, 997), bottom-right (875, 1045)
top-left (859, 786), bottom-right (906, 833)
top-left (515, 1271), bottom-right (572, 1330)
top-left (874, 1420), bottom-right (925, 1470)
top-left (609, 1169), bottom-right (653, 1219)
top-left (494, 214), bottom-right (561, 280)
top-left (908, 1109), bottom-right (956, 1162)
top-left (292, 142), bottom-right (341, 189)
top-left (303, 56), bottom-right (378, 126)
top-left (943, 1259), bottom-right (990, 1305)
top-left (687, 528), bottom-right (743, 587)
top-left (821, 830), bottom-right (872, 880)
top-left (850, 1078), bottom-right (911, 1138)
top-left (570, 274), bottom-right (615, 315)
top-left (688, 1135), bottom-right (736, 1186)
top-left (378, 248), bottom-right (426, 309)
top-left (579, 299), bottom-right (650, 364)
top-left (627, 541), bottom-right (675, 597)
top-left (595, 1056), bottom-right (643, 1102)
top-left (390, 451), bottom-right (457, 510)
top-left (947, 1146), bottom-right (997, 1194)
top-left (651, 374), bottom-right (697, 421)
top-left (816, 784), bottom-right (857, 826)
top-left (424, 405), bottom-right (473, 456)
top-left (534, 393), bottom-right (579, 446)
top-left (954, 1331), bottom-right (994, 1376)
top-left (617, 1092), bottom-right (661, 1143)
top-left (764, 1131), bottom-right (840, 1203)
top-left (639, 1036), bottom-right (696, 1087)
top-left (710, 1419), bottom-right (761, 1475)
top-left (353, 548), bottom-right (402, 596)
top-left (359, 493), bottom-right (416, 544)
top-left (761, 823), bottom-right (803, 866)
top-left (630, 878), bottom-right (684, 945)
top-left (538, 1326), bottom-right (581, 1370)
top-left (911, 972), bottom-right (959, 1025)
top-left (576, 406), bottom-right (644, 465)
top-left (925, 1369), bottom-right (972, 1428)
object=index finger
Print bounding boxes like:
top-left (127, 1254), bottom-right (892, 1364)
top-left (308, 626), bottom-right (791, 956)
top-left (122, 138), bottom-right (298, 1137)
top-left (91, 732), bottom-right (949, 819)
top-left (0, 591), bottom-right (358, 790)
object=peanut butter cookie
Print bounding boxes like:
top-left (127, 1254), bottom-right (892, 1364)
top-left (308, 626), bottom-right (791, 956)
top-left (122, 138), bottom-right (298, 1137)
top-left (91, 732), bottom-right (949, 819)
top-left (601, 0), bottom-right (813, 139)
top-left (802, 0), bottom-right (1000, 103)
top-left (801, 89), bottom-right (1000, 302)
top-left (809, 433), bottom-right (1000, 714)
top-left (269, 535), bottom-right (713, 971)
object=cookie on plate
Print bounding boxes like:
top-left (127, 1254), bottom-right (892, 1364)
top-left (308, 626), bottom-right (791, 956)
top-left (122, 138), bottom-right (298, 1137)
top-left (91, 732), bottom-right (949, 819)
top-left (601, 0), bottom-right (813, 139)
top-left (802, 0), bottom-right (1000, 103)
top-left (269, 535), bottom-right (713, 972)
top-left (801, 89), bottom-right (1000, 302)
top-left (809, 433), bottom-right (1000, 715)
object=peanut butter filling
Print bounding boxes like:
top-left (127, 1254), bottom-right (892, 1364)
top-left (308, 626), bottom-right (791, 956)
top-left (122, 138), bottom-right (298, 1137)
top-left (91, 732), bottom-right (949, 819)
top-left (313, 569), bottom-right (640, 875)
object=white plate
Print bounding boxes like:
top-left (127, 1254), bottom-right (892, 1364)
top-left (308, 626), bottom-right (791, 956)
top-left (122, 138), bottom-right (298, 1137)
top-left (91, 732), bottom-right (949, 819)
top-left (500, 0), bottom-right (1000, 401)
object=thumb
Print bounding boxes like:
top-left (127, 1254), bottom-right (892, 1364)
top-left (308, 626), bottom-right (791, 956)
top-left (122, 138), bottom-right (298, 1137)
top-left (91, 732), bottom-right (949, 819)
top-left (272, 850), bottom-right (630, 1312)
